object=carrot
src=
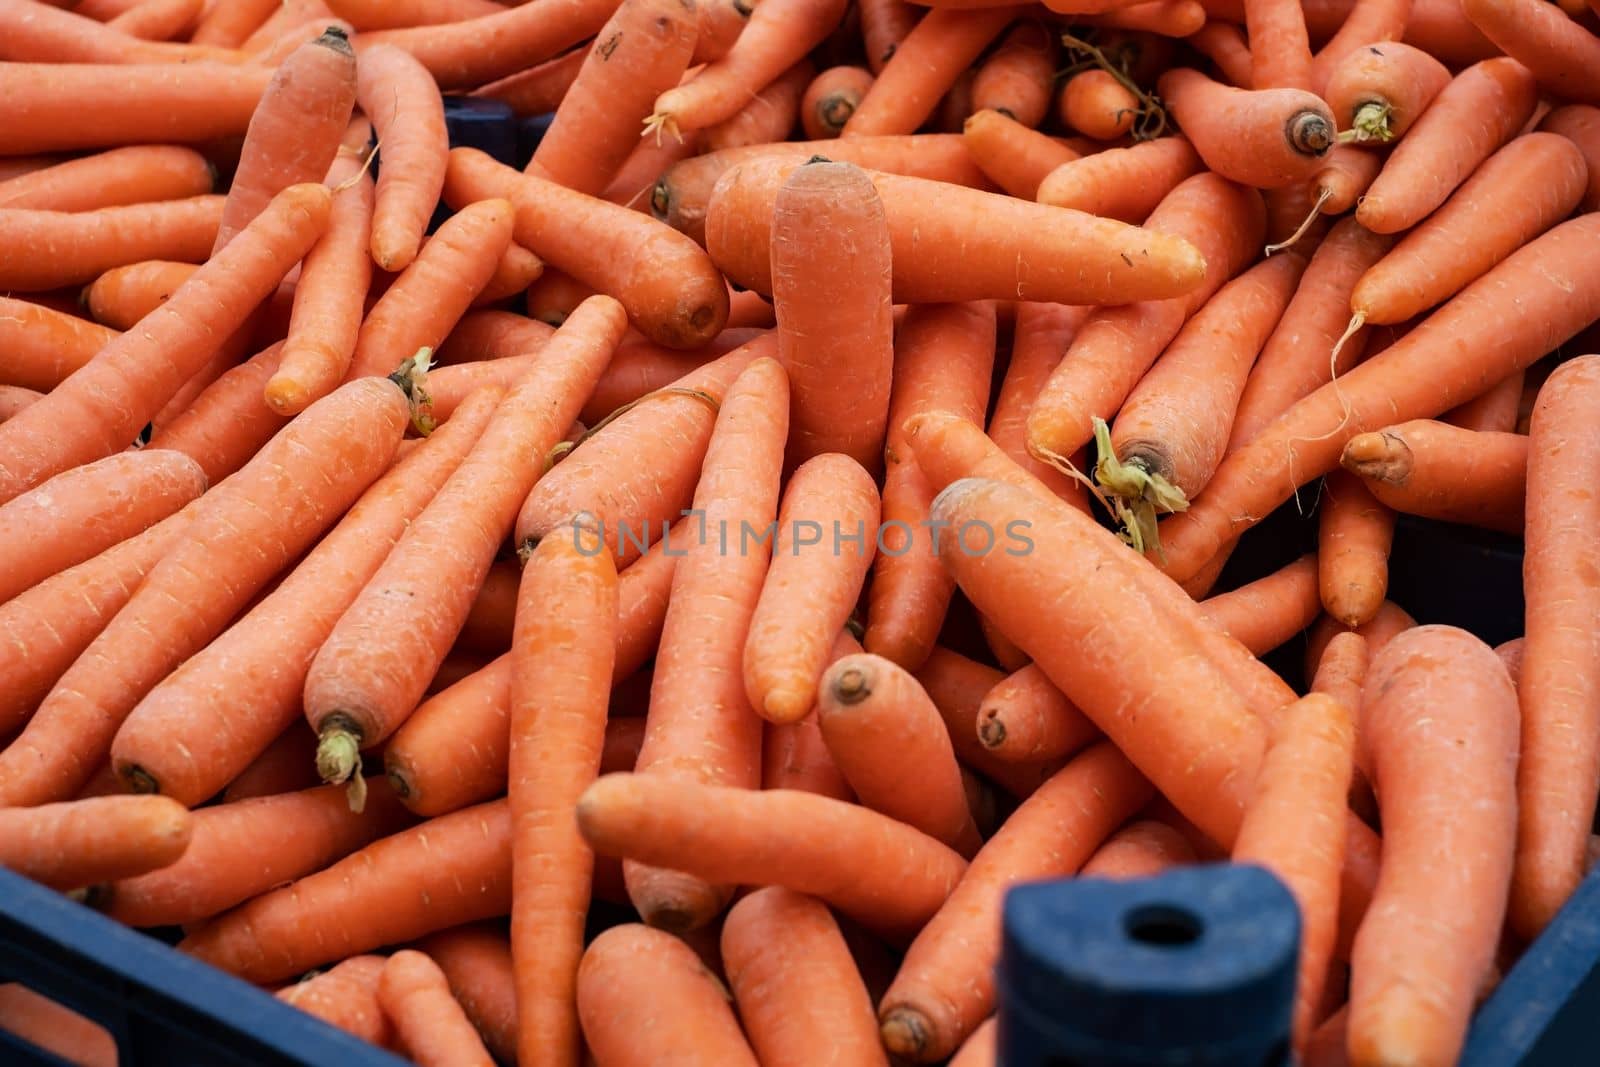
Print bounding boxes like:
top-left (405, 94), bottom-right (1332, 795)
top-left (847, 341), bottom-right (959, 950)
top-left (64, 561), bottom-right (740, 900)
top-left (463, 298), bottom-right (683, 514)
top-left (702, 58), bottom-right (813, 152)
top-left (1306, 600), bottom-right (1416, 683)
top-left (1280, 144), bottom-right (1381, 249)
top-left (0, 986), bottom-right (116, 1067)
top-left (436, 309), bottom-right (558, 364)
top-left (356, 0), bottom-right (617, 90)
top-left (1350, 626), bottom-right (1518, 1066)
top-left (327, 0), bottom-right (505, 29)
top-left (975, 665), bottom-right (1101, 763)
top-left (523, 268), bottom-right (597, 326)
top-left (113, 388), bottom-right (499, 806)
top-left (1356, 57), bottom-right (1538, 234)
top-left (1158, 68), bottom-right (1335, 188)
top-left (0, 385), bottom-right (41, 424)
top-left (625, 358), bottom-right (788, 931)
top-left (972, 20), bottom-right (1055, 128)
top-left (803, 64), bottom-right (875, 137)
top-left (276, 956), bottom-right (394, 1048)
top-left (579, 773), bottom-right (968, 940)
top-left (0, 296), bottom-right (117, 392)
top-left (191, 0), bottom-right (275, 43)
top-left (761, 639), bottom-right (859, 799)
top-left (1233, 693), bottom-right (1354, 1052)
top-left (1312, 630), bottom-right (1368, 719)
top-left (1200, 553), bottom-right (1322, 655)
top-left (647, 0), bottom-right (846, 135)
top-left (577, 924), bottom-right (759, 1066)
top-left (1155, 214), bottom-right (1600, 582)
top-left (601, 128), bottom-right (704, 210)
top-left (357, 44), bottom-right (448, 272)
top-left (1512, 354), bottom-right (1600, 939)
top-left (1080, 819), bottom-right (1197, 878)
top-left (1187, 20), bottom-right (1253, 86)
top-left (1317, 469), bottom-right (1395, 628)
top-left (1096, 253), bottom-right (1305, 532)
top-left (1060, 69), bottom-right (1139, 140)
top-left (445, 148), bottom-right (729, 349)
top-left (221, 726), bottom-right (321, 801)
top-left (948, 1019), bottom-right (997, 1067)
top-left (0, 795), bottom-right (191, 891)
top-left (304, 299), bottom-right (626, 793)
top-left (745, 456), bottom-right (880, 722)
top-left (987, 303), bottom-right (1092, 514)
top-left (1227, 217), bottom-right (1392, 453)
top-left (1026, 173), bottom-right (1264, 473)
top-left (379, 951), bottom-right (495, 1067)
top-left (1447, 368), bottom-right (1525, 433)
top-left (265, 155), bottom-right (373, 415)
top-left (0, 195), bottom-right (224, 291)
top-left (0, 146), bottom-right (212, 213)
top-left (843, 6), bottom-right (1019, 135)
top-left (82, 259), bottom-right (194, 330)
top-left (1339, 419), bottom-right (1527, 535)
top-left (1540, 104), bottom-right (1600, 211)
top-left (879, 743), bottom-right (1153, 1061)
top-left (0, 183), bottom-right (329, 503)
top-left (1239, 0), bottom-right (1312, 88)
top-left (145, 341), bottom-right (291, 484)
top-left (0, 449), bottom-right (206, 608)
top-left (105, 0), bottom-right (205, 39)
top-left (960, 108), bottom-right (1080, 199)
top-left (472, 47), bottom-right (587, 117)
top-left (1033, 134), bottom-right (1202, 223)
top-left (0, 0), bottom-right (237, 64)
top-left (708, 157), bottom-right (1207, 305)
top-left (693, 0), bottom-right (752, 62)
top-left (650, 132), bottom-right (991, 245)
top-left (415, 926), bottom-right (517, 1066)
top-left (530, 0), bottom-right (696, 195)
top-left (1351, 132), bottom-right (1587, 326)
top-left (1324, 42), bottom-right (1451, 145)
top-left (722, 888), bottom-right (889, 1067)
top-left (860, 0), bottom-right (920, 71)
top-left (1079, 0), bottom-right (1205, 36)
top-left (1463, 0), bottom-right (1600, 104)
top-left (1308, 0), bottom-right (1414, 97)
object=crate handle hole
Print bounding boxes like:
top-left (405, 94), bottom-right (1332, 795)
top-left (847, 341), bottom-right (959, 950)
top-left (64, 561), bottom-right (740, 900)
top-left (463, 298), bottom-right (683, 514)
top-left (1123, 903), bottom-right (1203, 947)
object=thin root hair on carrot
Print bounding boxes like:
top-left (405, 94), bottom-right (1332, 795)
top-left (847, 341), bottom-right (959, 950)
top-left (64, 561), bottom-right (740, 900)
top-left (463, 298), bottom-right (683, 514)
top-left (642, 112), bottom-right (684, 147)
top-left (1059, 33), bottom-right (1167, 141)
top-left (1264, 188), bottom-right (1333, 256)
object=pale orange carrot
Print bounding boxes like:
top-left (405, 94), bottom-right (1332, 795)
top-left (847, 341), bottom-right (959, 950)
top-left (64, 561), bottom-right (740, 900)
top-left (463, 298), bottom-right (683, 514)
top-left (354, 45), bottom-right (448, 271)
top-left (1080, 819), bottom-right (1198, 878)
top-left (701, 58), bottom-right (813, 152)
top-left (803, 64), bottom-right (875, 137)
top-left (146, 341), bottom-right (291, 484)
top-left (0, 145), bottom-right (213, 212)
top-left (0, 794), bottom-right (192, 891)
top-left (972, 20), bottom-right (1055, 128)
top-left (975, 665), bottom-right (1101, 764)
top-left (276, 956), bottom-right (395, 1048)
top-left (1318, 469), bottom-right (1395, 628)
top-left (0, 295), bottom-right (118, 391)
top-left (843, 6), bottom-right (1023, 135)
top-left (1339, 419), bottom-right (1527, 536)
top-left (960, 108), bottom-right (1081, 200)
top-left (380, 950), bottom-right (495, 1067)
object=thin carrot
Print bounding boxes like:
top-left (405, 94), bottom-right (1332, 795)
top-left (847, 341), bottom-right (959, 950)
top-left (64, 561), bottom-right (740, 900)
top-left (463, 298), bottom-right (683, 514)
top-left (972, 20), bottom-right (1055, 128)
top-left (879, 743), bottom-right (1153, 1062)
top-left (1155, 214), bottom-right (1600, 583)
top-left (379, 951), bottom-right (495, 1067)
top-left (1305, 600), bottom-right (1416, 683)
top-left (577, 924), bottom-right (759, 1067)
top-left (82, 259), bottom-right (195, 330)
top-left (1308, 0), bottom-right (1414, 97)
top-left (0, 296), bottom-right (118, 391)
top-left (1060, 70), bottom-right (1139, 140)
top-left (1187, 20), bottom-right (1253, 86)
top-left (0, 385), bottom-right (40, 424)
top-left (276, 956), bottom-right (394, 1049)
top-left (304, 298), bottom-right (626, 792)
top-left (1158, 68), bottom-right (1335, 188)
top-left (222, 725), bottom-right (321, 802)
top-left (469, 46), bottom-right (587, 116)
top-left (0, 986), bottom-right (116, 1067)
top-left (1540, 104), bottom-right (1600, 211)
top-left (106, 0), bottom-right (204, 40)
top-left (0, 195), bottom-right (223, 291)
top-left (146, 342), bottom-right (291, 484)
top-left (1356, 57), bottom-right (1538, 234)
top-left (0, 0), bottom-right (239, 64)
top-left (1324, 42), bottom-right (1451, 144)
top-left (1512, 354), bottom-right (1600, 939)
top-left (416, 925), bottom-right (517, 1066)
top-left (0, 183), bottom-right (329, 503)
top-left (191, 0), bottom-right (276, 44)
top-left (1311, 631), bottom-right (1368, 727)
top-left (600, 129), bottom-right (703, 210)
top-left (762, 636), bottom-right (859, 799)
top-left (1199, 553), bottom-right (1322, 655)
top-left (722, 888), bottom-right (889, 1067)
top-left (530, 0), bottom-right (697, 194)
top-left (436, 309), bottom-right (558, 364)
top-left (0, 795), bottom-right (191, 891)
top-left (1350, 626), bottom-right (1518, 1066)
top-left (1034, 135), bottom-right (1202, 223)
top-left (327, 0), bottom-right (505, 29)
top-left (578, 773), bottom-right (969, 940)
top-left (180, 799), bottom-right (512, 983)
top-left (702, 58), bottom-right (813, 151)
top-left (843, 6), bottom-right (1020, 135)
top-left (987, 303), bottom-right (1091, 514)
top-left (1339, 419), bottom-right (1527, 535)
top-left (357, 44), bottom-right (448, 272)
top-left (960, 108), bottom-right (1080, 199)
top-left (112, 387), bottom-right (499, 806)
top-left (975, 665), bottom-right (1101, 763)
top-left (860, 0), bottom-right (920, 70)
top-left (1318, 469), bottom-right (1395, 628)
top-left (1080, 819), bottom-right (1197, 878)
top-left (0, 146), bottom-right (212, 212)
top-left (1446, 367), bottom-right (1524, 433)
top-left (1463, 0), bottom-right (1600, 105)
top-left (1243, 0), bottom-right (1312, 88)
top-left (647, 0), bottom-right (847, 135)
top-left (803, 64), bottom-right (875, 137)
top-left (444, 147), bottom-right (730, 349)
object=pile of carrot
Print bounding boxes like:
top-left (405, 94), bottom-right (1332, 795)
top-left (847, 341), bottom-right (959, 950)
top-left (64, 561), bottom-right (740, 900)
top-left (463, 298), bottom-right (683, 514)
top-left (0, 0), bottom-right (1596, 1064)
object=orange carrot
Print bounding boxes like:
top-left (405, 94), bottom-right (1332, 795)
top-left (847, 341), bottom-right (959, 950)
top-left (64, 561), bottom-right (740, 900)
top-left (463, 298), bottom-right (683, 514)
top-left (948, 1019), bottom-right (997, 1067)
top-left (972, 20), bottom-right (1055, 128)
top-left (1241, 0), bottom-right (1312, 88)
top-left (415, 925), bottom-right (517, 1066)
top-left (0, 195), bottom-right (223, 291)
top-left (1540, 104), bottom-right (1600, 212)
top-left (327, 0), bottom-right (505, 29)
top-left (1080, 819), bottom-right (1197, 878)
top-left (803, 64), bottom-right (875, 137)
top-left (0, 385), bottom-right (41, 424)
top-left (82, 259), bottom-right (196, 331)
top-left (843, 6), bottom-right (1022, 135)
top-left (304, 298), bottom-right (626, 789)
top-left (358, 43), bottom-right (448, 272)
top-left (1463, 0), bottom-right (1600, 104)
top-left (1309, 0), bottom-right (1414, 98)
top-left (975, 665), bottom-right (1101, 764)
top-left (1317, 469), bottom-right (1395, 628)
top-left (0, 182), bottom-right (329, 503)
top-left (693, 0), bottom-right (752, 63)
top-left (987, 303), bottom-right (1092, 514)
top-left (0, 448), bottom-right (206, 607)
top-left (380, 951), bottom-right (495, 1067)
top-left (222, 725), bottom-right (322, 801)
top-left (701, 58), bottom-right (813, 152)
top-left (1339, 419), bottom-right (1527, 535)
top-left (530, 0), bottom-right (697, 194)
top-left (860, 0), bottom-right (920, 71)
top-left (470, 46), bottom-right (588, 115)
top-left (1081, 0), bottom-right (1205, 37)
top-left (0, 985), bottom-right (116, 1067)
top-left (960, 108), bottom-right (1081, 199)
top-left (0, 0), bottom-right (238, 63)
top-left (436, 309), bottom-right (558, 364)
top-left (276, 956), bottom-right (395, 1049)
top-left (0, 296), bottom-right (117, 390)
top-left (524, 268), bottom-right (598, 326)
top-left (1157, 68), bottom-right (1335, 188)
top-left (601, 128), bottom-right (704, 211)
top-left (192, 0), bottom-right (277, 44)
top-left (722, 888), bottom-right (889, 1067)
top-left (1233, 693), bottom-right (1354, 1052)
top-left (761, 640), bottom-right (859, 800)
top-left (1324, 41), bottom-right (1452, 144)
top-left (1060, 70), bottom-right (1139, 140)
top-left (1311, 631), bottom-right (1368, 726)
top-left (1199, 549), bottom-right (1322, 653)
top-left (0, 795), bottom-right (191, 891)
top-left (145, 342), bottom-right (291, 484)
top-left (879, 743), bottom-right (1153, 1061)
top-left (1034, 135), bottom-right (1202, 223)
top-left (0, 145), bottom-right (212, 212)
top-left (1187, 20), bottom-right (1253, 86)
top-left (1512, 354), bottom-right (1600, 939)
top-left (1305, 600), bottom-right (1416, 683)
top-left (1350, 625), bottom-right (1518, 1066)
top-left (1445, 367), bottom-right (1524, 433)
top-left (106, 0), bottom-right (204, 39)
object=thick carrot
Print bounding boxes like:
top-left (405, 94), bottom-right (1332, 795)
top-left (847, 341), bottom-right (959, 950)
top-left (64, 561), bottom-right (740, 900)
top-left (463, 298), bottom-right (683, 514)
top-left (1242, 0), bottom-right (1312, 88)
top-left (0, 182), bottom-right (329, 503)
top-left (722, 888), bottom-right (889, 1067)
top-left (444, 148), bottom-right (729, 349)
top-left (1311, 631), bottom-right (1368, 724)
top-left (1463, 0), bottom-right (1600, 105)
top-left (0, 146), bottom-right (212, 212)
top-left (1540, 104), bottom-right (1600, 211)
top-left (112, 387), bottom-right (499, 806)
top-left (803, 64), bottom-right (875, 137)
top-left (578, 773), bottom-right (968, 940)
top-left (1233, 693), bottom-right (1354, 1052)
top-left (530, 0), bottom-right (696, 193)
top-left (1034, 135), bottom-right (1202, 223)
top-left (1081, 1), bottom-right (1204, 36)
top-left (1308, 0), bottom-right (1414, 97)
top-left (745, 455), bottom-right (879, 723)
top-left (250, 14), bottom-right (359, 65)
top-left (1351, 133), bottom-right (1587, 326)
top-left (356, 0), bottom-right (618, 90)
top-left (861, 0), bottom-right (920, 70)
top-left (415, 925), bottom-right (517, 1066)
top-left (1512, 354), bottom-right (1600, 939)
top-left (1301, 143), bottom-right (1382, 221)
top-left (948, 1019), bottom-right (997, 1067)
top-left (470, 46), bottom-right (587, 115)
top-left (975, 665), bottom-right (1101, 763)
top-left (435, 309), bottom-right (558, 364)
top-left (1324, 41), bottom-right (1452, 144)
top-left (1158, 68), bottom-right (1335, 188)
top-left (879, 743), bottom-right (1153, 1062)
top-left (771, 161), bottom-right (893, 472)
top-left (0, 985), bottom-right (116, 1067)
top-left (0, 795), bottom-right (191, 891)
top-left (1080, 819), bottom-right (1197, 878)
top-left (842, 6), bottom-right (1022, 135)
top-left (1026, 173), bottom-right (1264, 471)
top-left (191, 0), bottom-right (276, 44)
top-left (106, 0), bottom-right (204, 39)
top-left (1350, 626), bottom-right (1518, 1066)
top-left (1356, 57), bottom-right (1538, 234)
top-left (357, 44), bottom-right (447, 272)
top-left (304, 298), bottom-right (626, 787)
top-left (1446, 367), bottom-right (1524, 433)
top-left (972, 20), bottom-right (1055, 128)
top-left (960, 108), bottom-right (1080, 199)
top-left (276, 956), bottom-right (394, 1049)
top-left (1187, 20), bottom-right (1253, 86)
top-left (1340, 419), bottom-right (1527, 535)
top-left (626, 358), bottom-right (788, 931)
top-left (0, 296), bottom-right (117, 390)
top-left (146, 342), bottom-right (291, 484)
top-left (701, 58), bottom-right (812, 150)
top-left (1318, 469), bottom-right (1395, 628)
top-left (706, 157), bottom-right (1208, 304)
top-left (1060, 70), bottom-right (1139, 140)
top-left (0, 448), bottom-right (206, 607)
top-left (0, 195), bottom-right (223, 291)
top-left (1155, 214), bottom-right (1600, 583)
top-left (379, 951), bottom-right (495, 1067)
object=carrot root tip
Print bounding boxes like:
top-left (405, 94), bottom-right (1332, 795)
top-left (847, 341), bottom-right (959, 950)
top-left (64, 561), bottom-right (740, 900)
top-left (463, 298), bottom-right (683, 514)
top-left (880, 1009), bottom-right (931, 1058)
top-left (830, 666), bottom-right (873, 705)
top-left (1288, 112), bottom-right (1335, 158)
top-left (643, 904), bottom-right (701, 934)
top-left (121, 765), bottom-right (160, 795)
top-left (1347, 101), bottom-right (1395, 145)
top-left (389, 349), bottom-right (436, 435)
top-left (977, 712), bottom-right (1007, 750)
top-left (385, 765), bottom-right (413, 800)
